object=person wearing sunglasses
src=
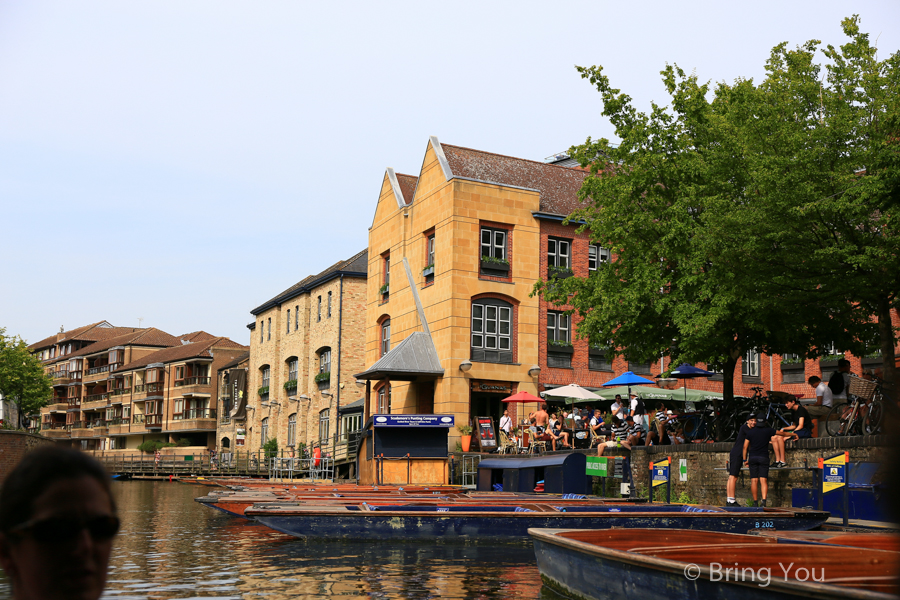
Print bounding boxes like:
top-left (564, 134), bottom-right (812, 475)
top-left (0, 445), bottom-right (119, 600)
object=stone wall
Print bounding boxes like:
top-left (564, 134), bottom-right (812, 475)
top-left (630, 434), bottom-right (897, 507)
top-left (0, 430), bottom-right (56, 485)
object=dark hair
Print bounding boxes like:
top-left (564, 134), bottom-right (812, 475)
top-left (837, 359), bottom-right (851, 369)
top-left (540, 403), bottom-right (548, 411)
top-left (0, 446), bottom-right (115, 534)
top-left (807, 376), bottom-right (821, 385)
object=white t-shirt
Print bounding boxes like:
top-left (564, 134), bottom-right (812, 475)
top-left (499, 415), bottom-right (512, 432)
top-left (814, 382), bottom-right (834, 408)
top-left (611, 402), bottom-right (626, 417)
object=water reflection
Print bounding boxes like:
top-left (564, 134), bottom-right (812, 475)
top-left (0, 481), bottom-right (555, 599)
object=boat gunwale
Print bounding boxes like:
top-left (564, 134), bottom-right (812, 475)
top-left (528, 527), bottom-right (900, 600)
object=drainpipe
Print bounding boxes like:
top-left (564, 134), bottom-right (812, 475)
top-left (335, 274), bottom-right (344, 452)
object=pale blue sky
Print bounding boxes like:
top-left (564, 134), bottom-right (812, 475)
top-left (2, 1), bottom-right (898, 346)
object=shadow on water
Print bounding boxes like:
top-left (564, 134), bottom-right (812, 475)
top-left (0, 480), bottom-right (566, 599)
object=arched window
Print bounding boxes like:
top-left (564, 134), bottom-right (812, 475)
top-left (287, 413), bottom-right (297, 446)
top-left (285, 357), bottom-right (298, 395)
top-left (318, 348), bottom-right (331, 374)
top-left (381, 319), bottom-right (391, 356)
top-left (260, 418), bottom-right (269, 446)
top-left (221, 437), bottom-right (231, 449)
top-left (471, 297), bottom-right (513, 364)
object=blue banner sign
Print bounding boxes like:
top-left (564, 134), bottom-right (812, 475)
top-left (651, 458), bottom-right (670, 488)
top-left (372, 414), bottom-right (455, 428)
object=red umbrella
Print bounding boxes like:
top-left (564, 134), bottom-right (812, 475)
top-left (501, 391), bottom-right (542, 403)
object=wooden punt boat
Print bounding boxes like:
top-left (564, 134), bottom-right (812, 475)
top-left (529, 528), bottom-right (899, 600)
top-left (756, 530), bottom-right (900, 552)
top-left (243, 503), bottom-right (829, 541)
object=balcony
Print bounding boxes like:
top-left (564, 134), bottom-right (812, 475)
top-left (47, 400), bottom-right (69, 412)
top-left (84, 365), bottom-right (110, 380)
top-left (168, 408), bottom-right (217, 432)
top-left (67, 398), bottom-right (82, 409)
top-left (145, 414), bottom-right (163, 428)
top-left (82, 393), bottom-right (109, 410)
top-left (40, 423), bottom-right (71, 439)
top-left (174, 377), bottom-right (211, 388)
top-left (106, 418), bottom-right (129, 435)
top-left (72, 419), bottom-right (108, 438)
top-left (145, 382), bottom-right (165, 398)
top-left (110, 388), bottom-right (130, 397)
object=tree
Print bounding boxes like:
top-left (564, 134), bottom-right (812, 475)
top-left (535, 16), bottom-right (898, 400)
top-left (0, 328), bottom-right (52, 427)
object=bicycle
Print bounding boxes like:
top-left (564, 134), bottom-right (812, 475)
top-left (735, 387), bottom-right (793, 429)
top-left (825, 375), bottom-right (886, 436)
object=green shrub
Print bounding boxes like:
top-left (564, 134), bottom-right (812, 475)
top-left (262, 437), bottom-right (278, 457)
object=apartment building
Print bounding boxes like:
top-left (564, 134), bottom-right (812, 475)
top-left (244, 251), bottom-right (367, 469)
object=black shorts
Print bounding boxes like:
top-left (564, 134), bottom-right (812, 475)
top-left (748, 456), bottom-right (769, 479)
top-left (727, 450), bottom-right (743, 476)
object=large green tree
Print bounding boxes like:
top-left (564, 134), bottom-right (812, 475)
top-left (536, 16), bottom-right (898, 400)
top-left (0, 328), bottom-right (52, 427)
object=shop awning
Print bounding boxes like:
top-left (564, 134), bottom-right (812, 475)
top-left (354, 331), bottom-right (444, 381)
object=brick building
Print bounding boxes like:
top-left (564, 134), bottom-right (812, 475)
top-left (244, 251), bottom-right (367, 469)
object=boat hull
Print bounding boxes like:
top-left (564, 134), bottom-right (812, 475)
top-left (252, 508), bottom-right (829, 541)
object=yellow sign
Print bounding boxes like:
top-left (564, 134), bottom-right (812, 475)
top-left (822, 452), bottom-right (847, 493)
top-left (651, 458), bottom-right (670, 488)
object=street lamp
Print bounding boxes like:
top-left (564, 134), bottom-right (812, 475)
top-left (459, 360), bottom-right (473, 373)
top-left (528, 365), bottom-right (541, 378)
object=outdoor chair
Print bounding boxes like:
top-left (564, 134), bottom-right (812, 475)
top-left (498, 430), bottom-right (518, 454)
top-left (527, 427), bottom-right (547, 455)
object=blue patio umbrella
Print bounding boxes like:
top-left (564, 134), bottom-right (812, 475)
top-left (669, 363), bottom-right (715, 404)
top-left (601, 371), bottom-right (656, 403)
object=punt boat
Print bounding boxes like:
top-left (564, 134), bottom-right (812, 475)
top-left (243, 503), bottom-right (829, 541)
top-left (529, 528), bottom-right (899, 600)
top-left (756, 530), bottom-right (900, 552)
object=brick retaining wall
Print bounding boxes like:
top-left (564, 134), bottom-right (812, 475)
top-left (0, 430), bottom-right (56, 485)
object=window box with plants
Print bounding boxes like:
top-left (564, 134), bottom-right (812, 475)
top-left (779, 356), bottom-right (805, 371)
top-left (818, 354), bottom-right (844, 369)
top-left (480, 255), bottom-right (510, 274)
top-left (257, 386), bottom-right (270, 396)
top-left (861, 351), bottom-right (883, 368)
top-left (283, 379), bottom-right (298, 396)
top-left (379, 283), bottom-right (389, 299)
top-left (548, 265), bottom-right (574, 280)
top-left (547, 340), bottom-right (574, 355)
top-left (315, 371), bottom-right (330, 390)
top-left (422, 264), bottom-right (434, 278)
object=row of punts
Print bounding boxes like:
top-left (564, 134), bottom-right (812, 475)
top-left (188, 478), bottom-right (899, 598)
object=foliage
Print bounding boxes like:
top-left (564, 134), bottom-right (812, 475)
top-left (137, 439), bottom-right (169, 453)
top-left (379, 283), bottom-right (389, 295)
top-left (423, 263), bottom-right (434, 274)
top-left (548, 339), bottom-right (574, 348)
top-left (0, 328), bottom-right (52, 426)
top-left (675, 489), bottom-right (699, 505)
top-left (314, 371), bottom-right (330, 383)
top-left (535, 16), bottom-right (900, 400)
top-left (262, 437), bottom-right (278, 457)
top-left (283, 379), bottom-right (297, 391)
top-left (548, 265), bottom-right (573, 278)
top-left (258, 386), bottom-right (269, 396)
top-left (780, 356), bottom-right (805, 366)
top-left (456, 424), bottom-right (473, 435)
top-left (480, 255), bottom-right (509, 266)
top-left (819, 354), bottom-right (845, 363)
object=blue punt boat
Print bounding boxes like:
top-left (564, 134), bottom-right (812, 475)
top-left (244, 503), bottom-right (830, 541)
top-left (529, 528), bottom-right (899, 599)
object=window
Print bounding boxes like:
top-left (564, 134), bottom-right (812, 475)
top-left (295, 305), bottom-right (299, 330)
top-left (287, 413), bottom-right (297, 446)
top-left (548, 238), bottom-right (571, 270)
top-left (628, 361), bottom-right (652, 375)
top-left (377, 384), bottom-right (391, 414)
top-left (260, 418), bottom-right (269, 445)
top-left (742, 349), bottom-right (760, 379)
top-left (173, 399), bottom-right (184, 419)
top-left (317, 296), bottom-right (322, 322)
top-left (481, 227), bottom-right (506, 261)
top-left (471, 299), bottom-right (513, 364)
top-left (589, 346), bottom-right (613, 372)
top-left (319, 349), bottom-right (331, 374)
top-left (267, 318), bottom-right (271, 341)
top-left (588, 245), bottom-right (609, 270)
top-left (327, 291), bottom-right (332, 318)
top-left (287, 309), bottom-right (291, 333)
top-left (260, 321), bottom-right (263, 344)
top-left (287, 359), bottom-right (298, 382)
top-left (547, 311), bottom-right (572, 368)
top-left (381, 253), bottom-right (390, 298)
top-left (341, 413), bottom-right (362, 440)
top-left (427, 234), bottom-right (435, 266)
top-left (261, 366), bottom-right (270, 388)
top-left (175, 366), bottom-right (185, 384)
top-left (318, 409), bottom-right (330, 442)
top-left (381, 319), bottom-right (391, 357)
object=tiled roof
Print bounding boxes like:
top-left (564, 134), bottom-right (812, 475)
top-left (440, 142), bottom-right (589, 216)
top-left (218, 351), bottom-right (250, 372)
top-left (396, 173), bottom-right (418, 205)
top-left (27, 321), bottom-right (114, 351)
top-left (251, 249), bottom-right (369, 315)
top-left (63, 328), bottom-right (181, 360)
top-left (179, 331), bottom-right (217, 343)
top-left (113, 338), bottom-right (249, 374)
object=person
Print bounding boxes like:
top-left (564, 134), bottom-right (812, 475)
top-left (549, 419), bottom-right (571, 449)
top-left (610, 395), bottom-right (627, 420)
top-left (623, 415), bottom-right (643, 447)
top-left (154, 448), bottom-right (161, 469)
top-left (726, 416), bottom-right (756, 506)
top-left (499, 410), bottom-right (512, 435)
top-left (672, 425), bottom-right (686, 445)
top-left (645, 403), bottom-right (670, 446)
top-left (828, 358), bottom-right (852, 402)
top-left (598, 416), bottom-right (631, 456)
top-left (779, 397), bottom-right (812, 442)
top-left (629, 393), bottom-right (649, 434)
top-left (743, 413), bottom-right (777, 507)
top-left (533, 403), bottom-right (550, 433)
top-left (806, 375), bottom-right (833, 426)
top-left (0, 446), bottom-right (119, 600)
top-left (209, 447), bottom-right (218, 471)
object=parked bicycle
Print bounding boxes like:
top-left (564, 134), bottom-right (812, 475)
top-left (735, 387), bottom-right (793, 429)
top-left (825, 375), bottom-right (887, 436)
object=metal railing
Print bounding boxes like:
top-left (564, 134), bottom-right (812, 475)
top-left (87, 365), bottom-right (110, 376)
top-left (110, 388), bottom-right (129, 396)
top-left (175, 377), bottom-right (211, 387)
top-left (84, 393), bottom-right (109, 403)
top-left (270, 456), bottom-right (334, 482)
top-left (172, 408), bottom-right (217, 420)
top-left (145, 414), bottom-right (163, 426)
top-left (132, 414), bottom-right (145, 424)
top-left (146, 383), bottom-right (164, 394)
top-left (133, 384), bottom-right (146, 393)
top-left (91, 450), bottom-right (290, 478)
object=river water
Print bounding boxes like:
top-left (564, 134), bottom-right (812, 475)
top-left (0, 480), bottom-right (557, 599)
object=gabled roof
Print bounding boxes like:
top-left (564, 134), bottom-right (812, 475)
top-left (113, 338), bottom-right (248, 374)
top-left (179, 331), bottom-right (217, 344)
top-left (63, 328), bottom-right (181, 360)
top-left (354, 332), bottom-right (444, 381)
top-left (251, 249), bottom-right (368, 316)
top-left (396, 173), bottom-right (418, 205)
top-left (27, 321), bottom-right (125, 351)
top-left (218, 351), bottom-right (250, 372)
top-left (435, 137), bottom-right (589, 216)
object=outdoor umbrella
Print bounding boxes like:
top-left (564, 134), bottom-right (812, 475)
top-left (501, 391), bottom-right (542, 403)
top-left (601, 371), bottom-right (656, 401)
top-left (541, 383), bottom-right (602, 403)
top-left (668, 363), bottom-right (715, 404)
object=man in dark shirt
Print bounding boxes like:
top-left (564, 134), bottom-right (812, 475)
top-left (780, 398), bottom-right (812, 440)
top-left (726, 416), bottom-right (755, 507)
top-left (742, 413), bottom-right (777, 507)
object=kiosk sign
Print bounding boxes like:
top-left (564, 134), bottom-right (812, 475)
top-left (651, 458), bottom-right (670, 488)
top-left (821, 452), bottom-right (848, 493)
top-left (372, 415), bottom-right (455, 428)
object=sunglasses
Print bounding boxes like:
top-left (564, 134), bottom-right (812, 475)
top-left (10, 515), bottom-right (120, 543)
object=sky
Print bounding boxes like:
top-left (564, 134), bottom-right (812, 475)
top-left (2, 1), bottom-right (899, 347)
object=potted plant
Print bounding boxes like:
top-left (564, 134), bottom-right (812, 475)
top-left (379, 283), bottom-right (389, 297)
top-left (547, 339), bottom-right (575, 354)
top-left (480, 255), bottom-right (510, 274)
top-left (283, 379), bottom-right (298, 392)
top-left (549, 265), bottom-right (574, 279)
top-left (457, 424), bottom-right (473, 452)
top-left (422, 263), bottom-right (434, 277)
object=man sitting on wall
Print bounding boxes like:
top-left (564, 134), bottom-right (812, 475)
top-left (598, 417), bottom-right (631, 456)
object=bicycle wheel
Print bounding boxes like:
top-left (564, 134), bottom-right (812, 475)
top-left (714, 414), bottom-right (738, 442)
top-left (825, 402), bottom-right (850, 436)
top-left (864, 400), bottom-right (884, 435)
